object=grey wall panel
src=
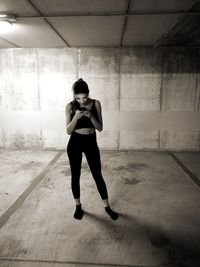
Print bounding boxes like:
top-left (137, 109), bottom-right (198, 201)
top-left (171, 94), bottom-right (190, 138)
top-left (159, 48), bottom-right (200, 150)
top-left (119, 48), bottom-right (162, 150)
top-left (0, 48), bottom-right (41, 148)
top-left (79, 48), bottom-right (120, 149)
top-left (161, 48), bottom-right (198, 111)
top-left (37, 48), bottom-right (78, 148)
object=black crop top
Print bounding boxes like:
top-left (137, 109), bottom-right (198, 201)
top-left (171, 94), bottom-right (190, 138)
top-left (71, 99), bottom-right (99, 130)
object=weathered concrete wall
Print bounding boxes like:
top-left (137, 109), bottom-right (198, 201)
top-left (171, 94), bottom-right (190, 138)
top-left (0, 47), bottom-right (199, 150)
top-left (0, 48), bottom-right (77, 149)
top-left (120, 48), bottom-right (161, 150)
top-left (160, 48), bottom-right (200, 151)
top-left (79, 48), bottom-right (120, 149)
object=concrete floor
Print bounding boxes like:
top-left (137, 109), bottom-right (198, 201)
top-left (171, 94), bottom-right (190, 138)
top-left (0, 149), bottom-right (200, 267)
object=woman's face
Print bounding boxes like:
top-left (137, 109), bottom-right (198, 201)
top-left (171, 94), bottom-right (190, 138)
top-left (74, 93), bottom-right (88, 105)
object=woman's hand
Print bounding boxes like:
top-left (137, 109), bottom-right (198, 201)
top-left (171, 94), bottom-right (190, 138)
top-left (83, 109), bottom-right (91, 118)
top-left (74, 110), bottom-right (87, 120)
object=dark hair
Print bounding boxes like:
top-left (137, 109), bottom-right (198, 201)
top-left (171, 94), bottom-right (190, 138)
top-left (72, 78), bottom-right (89, 95)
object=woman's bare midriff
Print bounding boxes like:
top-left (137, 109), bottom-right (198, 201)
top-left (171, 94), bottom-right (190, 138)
top-left (74, 128), bottom-right (95, 135)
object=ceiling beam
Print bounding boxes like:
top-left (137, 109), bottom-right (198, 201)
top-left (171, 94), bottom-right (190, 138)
top-left (26, 0), bottom-right (70, 47)
top-left (17, 10), bottom-right (200, 18)
top-left (120, 0), bottom-right (131, 47)
top-left (0, 37), bottom-right (20, 48)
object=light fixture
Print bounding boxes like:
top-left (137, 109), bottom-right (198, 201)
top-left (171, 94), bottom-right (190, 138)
top-left (0, 14), bottom-right (16, 33)
top-left (0, 14), bottom-right (16, 22)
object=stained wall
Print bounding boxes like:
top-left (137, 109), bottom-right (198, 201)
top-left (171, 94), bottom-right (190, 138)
top-left (0, 47), bottom-right (199, 150)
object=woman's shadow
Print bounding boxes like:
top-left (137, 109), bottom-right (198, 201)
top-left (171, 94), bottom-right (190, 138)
top-left (83, 210), bottom-right (145, 244)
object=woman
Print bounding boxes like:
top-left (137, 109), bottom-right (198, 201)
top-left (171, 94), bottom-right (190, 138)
top-left (66, 78), bottom-right (118, 220)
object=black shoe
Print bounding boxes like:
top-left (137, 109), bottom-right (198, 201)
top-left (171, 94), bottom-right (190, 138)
top-left (74, 204), bottom-right (84, 220)
top-left (105, 206), bottom-right (118, 220)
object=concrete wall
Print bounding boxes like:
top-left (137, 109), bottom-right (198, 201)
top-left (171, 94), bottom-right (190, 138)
top-left (0, 47), bottom-right (199, 151)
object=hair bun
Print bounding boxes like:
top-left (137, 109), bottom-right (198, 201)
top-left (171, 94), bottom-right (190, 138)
top-left (72, 78), bottom-right (89, 94)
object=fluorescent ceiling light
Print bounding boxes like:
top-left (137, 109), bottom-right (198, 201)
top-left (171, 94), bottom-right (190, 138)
top-left (0, 14), bottom-right (16, 22)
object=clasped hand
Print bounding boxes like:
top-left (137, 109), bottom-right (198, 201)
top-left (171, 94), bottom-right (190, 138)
top-left (75, 109), bottom-right (91, 119)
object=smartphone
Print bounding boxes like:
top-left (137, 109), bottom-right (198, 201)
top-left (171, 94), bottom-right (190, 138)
top-left (79, 107), bottom-right (87, 111)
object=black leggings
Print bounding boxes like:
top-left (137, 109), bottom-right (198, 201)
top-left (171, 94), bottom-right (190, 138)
top-left (67, 132), bottom-right (108, 200)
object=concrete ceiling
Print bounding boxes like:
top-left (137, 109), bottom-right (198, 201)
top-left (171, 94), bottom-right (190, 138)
top-left (0, 0), bottom-right (199, 48)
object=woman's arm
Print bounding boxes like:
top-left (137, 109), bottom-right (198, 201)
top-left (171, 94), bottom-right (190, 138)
top-left (65, 103), bottom-right (86, 135)
top-left (90, 100), bottom-right (103, 132)
top-left (65, 103), bottom-right (76, 135)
